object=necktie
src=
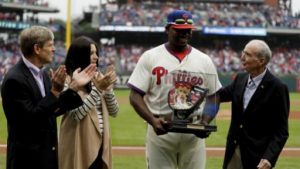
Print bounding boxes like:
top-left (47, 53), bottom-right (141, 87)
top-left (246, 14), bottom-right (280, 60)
top-left (247, 79), bottom-right (256, 89)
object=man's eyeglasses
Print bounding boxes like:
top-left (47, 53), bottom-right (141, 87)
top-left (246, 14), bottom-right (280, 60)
top-left (175, 19), bottom-right (193, 25)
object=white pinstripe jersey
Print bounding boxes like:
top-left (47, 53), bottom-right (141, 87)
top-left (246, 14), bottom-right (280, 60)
top-left (128, 44), bottom-right (222, 116)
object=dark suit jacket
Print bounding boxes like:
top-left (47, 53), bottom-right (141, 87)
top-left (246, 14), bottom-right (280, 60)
top-left (1, 60), bottom-right (83, 169)
top-left (218, 70), bottom-right (289, 169)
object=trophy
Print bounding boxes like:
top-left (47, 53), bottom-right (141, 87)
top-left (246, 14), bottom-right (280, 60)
top-left (166, 80), bottom-right (217, 135)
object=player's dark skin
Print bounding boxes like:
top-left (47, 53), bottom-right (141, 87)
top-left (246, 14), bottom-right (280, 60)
top-left (166, 26), bottom-right (192, 52)
top-left (130, 25), bottom-right (216, 138)
top-left (129, 90), bottom-right (169, 135)
top-left (129, 26), bottom-right (194, 136)
top-left (166, 26), bottom-right (219, 138)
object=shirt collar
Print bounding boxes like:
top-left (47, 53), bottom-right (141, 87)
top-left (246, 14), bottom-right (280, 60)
top-left (22, 56), bottom-right (44, 76)
top-left (248, 69), bottom-right (267, 86)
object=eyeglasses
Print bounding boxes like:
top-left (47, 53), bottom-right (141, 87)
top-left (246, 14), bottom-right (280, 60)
top-left (175, 19), bottom-right (193, 25)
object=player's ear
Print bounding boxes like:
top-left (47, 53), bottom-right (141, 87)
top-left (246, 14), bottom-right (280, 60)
top-left (165, 25), bottom-right (170, 33)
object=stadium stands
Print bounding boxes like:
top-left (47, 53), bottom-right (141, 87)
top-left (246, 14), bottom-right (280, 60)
top-left (97, 1), bottom-right (300, 29)
top-left (0, 0), bottom-right (300, 88)
top-left (1, 38), bottom-right (299, 84)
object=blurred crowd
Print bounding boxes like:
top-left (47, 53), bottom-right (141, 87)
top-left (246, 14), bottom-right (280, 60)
top-left (0, 0), bottom-right (49, 23)
top-left (107, 44), bottom-right (300, 75)
top-left (1, 1), bottom-right (300, 84)
top-left (0, 12), bottom-right (20, 21)
top-left (0, 12), bottom-right (40, 23)
top-left (1, 38), bottom-right (300, 84)
top-left (99, 2), bottom-right (300, 29)
top-left (1, 1), bottom-right (300, 29)
top-left (0, 0), bottom-right (48, 6)
top-left (0, 38), bottom-right (64, 83)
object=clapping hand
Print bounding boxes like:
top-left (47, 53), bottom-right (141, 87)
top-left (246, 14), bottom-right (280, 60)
top-left (92, 65), bottom-right (117, 91)
top-left (50, 65), bottom-right (67, 96)
top-left (69, 64), bottom-right (97, 91)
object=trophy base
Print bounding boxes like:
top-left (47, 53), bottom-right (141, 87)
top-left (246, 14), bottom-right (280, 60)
top-left (167, 121), bottom-right (217, 134)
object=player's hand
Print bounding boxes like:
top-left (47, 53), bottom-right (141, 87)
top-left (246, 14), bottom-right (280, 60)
top-left (69, 64), bottom-right (97, 91)
top-left (194, 119), bottom-right (211, 138)
top-left (257, 159), bottom-right (271, 169)
top-left (50, 65), bottom-right (67, 96)
top-left (151, 117), bottom-right (168, 135)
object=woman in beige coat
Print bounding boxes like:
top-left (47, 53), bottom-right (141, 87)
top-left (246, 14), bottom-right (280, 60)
top-left (58, 36), bottom-right (119, 169)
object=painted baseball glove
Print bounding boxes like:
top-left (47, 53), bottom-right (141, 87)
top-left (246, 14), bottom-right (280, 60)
top-left (168, 82), bottom-right (208, 120)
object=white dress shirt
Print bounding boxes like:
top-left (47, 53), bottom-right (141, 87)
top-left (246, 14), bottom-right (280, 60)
top-left (22, 56), bottom-right (46, 97)
top-left (243, 69), bottom-right (267, 110)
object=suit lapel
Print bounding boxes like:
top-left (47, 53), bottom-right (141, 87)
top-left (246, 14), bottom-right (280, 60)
top-left (246, 83), bottom-right (265, 111)
top-left (43, 70), bottom-right (51, 94)
top-left (244, 70), bottom-right (272, 113)
top-left (237, 74), bottom-right (248, 112)
top-left (20, 60), bottom-right (43, 99)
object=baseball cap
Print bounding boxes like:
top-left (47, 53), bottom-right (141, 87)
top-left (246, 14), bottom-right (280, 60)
top-left (166, 10), bottom-right (195, 29)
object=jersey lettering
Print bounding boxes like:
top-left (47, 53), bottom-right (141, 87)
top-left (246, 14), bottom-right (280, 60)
top-left (173, 71), bottom-right (203, 86)
top-left (152, 66), bottom-right (168, 85)
top-left (152, 67), bottom-right (203, 86)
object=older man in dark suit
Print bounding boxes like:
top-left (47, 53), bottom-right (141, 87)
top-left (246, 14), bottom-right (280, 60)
top-left (1, 26), bottom-right (97, 169)
top-left (217, 39), bottom-right (289, 169)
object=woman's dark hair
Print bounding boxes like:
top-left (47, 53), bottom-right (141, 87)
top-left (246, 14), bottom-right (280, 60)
top-left (65, 36), bottom-right (99, 92)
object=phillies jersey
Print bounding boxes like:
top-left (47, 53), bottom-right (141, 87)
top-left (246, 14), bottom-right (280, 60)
top-left (128, 44), bottom-right (222, 116)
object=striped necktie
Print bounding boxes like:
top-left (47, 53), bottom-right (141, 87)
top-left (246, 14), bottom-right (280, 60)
top-left (247, 78), bottom-right (256, 89)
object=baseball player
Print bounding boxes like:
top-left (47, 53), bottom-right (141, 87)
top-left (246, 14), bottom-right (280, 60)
top-left (128, 10), bottom-right (222, 169)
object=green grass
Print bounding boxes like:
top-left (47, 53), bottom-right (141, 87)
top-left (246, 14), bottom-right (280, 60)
top-left (0, 153), bottom-right (299, 169)
top-left (0, 154), bottom-right (5, 169)
top-left (289, 93), bottom-right (300, 112)
top-left (290, 93), bottom-right (300, 100)
top-left (0, 106), bottom-right (7, 144)
top-left (109, 89), bottom-right (300, 147)
top-left (111, 117), bottom-right (300, 147)
top-left (0, 90), bottom-right (300, 168)
top-left (113, 155), bottom-right (146, 169)
top-left (207, 119), bottom-right (300, 147)
top-left (115, 90), bottom-right (300, 111)
top-left (110, 104), bottom-right (147, 146)
top-left (274, 157), bottom-right (300, 169)
top-left (111, 156), bottom-right (300, 169)
top-left (286, 119), bottom-right (300, 146)
top-left (114, 89), bottom-right (130, 97)
top-left (1, 91), bottom-right (300, 146)
top-left (111, 156), bottom-right (225, 169)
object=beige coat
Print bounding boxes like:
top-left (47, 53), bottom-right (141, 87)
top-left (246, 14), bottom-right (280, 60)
top-left (58, 96), bottom-right (112, 169)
